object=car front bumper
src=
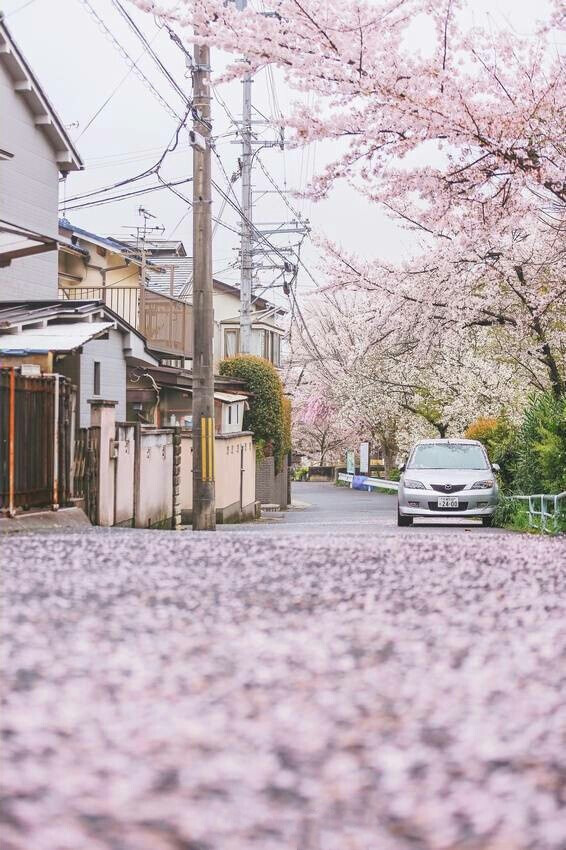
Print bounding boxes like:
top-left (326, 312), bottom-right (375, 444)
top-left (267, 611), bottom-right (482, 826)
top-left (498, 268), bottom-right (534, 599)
top-left (398, 488), bottom-right (498, 517)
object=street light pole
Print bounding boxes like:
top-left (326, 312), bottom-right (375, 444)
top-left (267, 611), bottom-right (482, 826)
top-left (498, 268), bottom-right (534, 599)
top-left (192, 41), bottom-right (216, 530)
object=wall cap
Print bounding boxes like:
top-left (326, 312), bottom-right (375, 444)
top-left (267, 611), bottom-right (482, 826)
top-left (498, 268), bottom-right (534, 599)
top-left (87, 399), bottom-right (119, 407)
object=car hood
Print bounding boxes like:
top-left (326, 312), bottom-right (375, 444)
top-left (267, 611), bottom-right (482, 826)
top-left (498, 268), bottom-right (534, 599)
top-left (402, 468), bottom-right (492, 486)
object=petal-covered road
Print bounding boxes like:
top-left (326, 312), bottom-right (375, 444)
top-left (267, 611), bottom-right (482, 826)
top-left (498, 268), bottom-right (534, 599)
top-left (2, 528), bottom-right (565, 850)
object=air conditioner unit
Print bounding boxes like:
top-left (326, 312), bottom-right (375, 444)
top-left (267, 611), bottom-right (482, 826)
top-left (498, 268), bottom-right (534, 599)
top-left (20, 364), bottom-right (41, 377)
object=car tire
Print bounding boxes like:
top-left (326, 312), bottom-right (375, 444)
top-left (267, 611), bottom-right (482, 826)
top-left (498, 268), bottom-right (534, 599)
top-left (397, 507), bottom-right (413, 527)
top-left (482, 516), bottom-right (494, 527)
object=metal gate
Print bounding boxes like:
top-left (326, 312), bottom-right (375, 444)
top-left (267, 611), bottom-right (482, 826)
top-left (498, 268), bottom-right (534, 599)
top-left (0, 368), bottom-right (72, 514)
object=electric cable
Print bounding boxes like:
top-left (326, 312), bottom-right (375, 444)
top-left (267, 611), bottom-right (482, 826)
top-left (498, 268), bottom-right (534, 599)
top-left (111, 0), bottom-right (190, 106)
top-left (63, 105), bottom-right (191, 202)
top-left (77, 0), bottom-right (183, 122)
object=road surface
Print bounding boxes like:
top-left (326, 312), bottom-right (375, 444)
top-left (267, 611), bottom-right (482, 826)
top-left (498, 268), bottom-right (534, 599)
top-left (223, 480), bottom-right (505, 534)
top-left (2, 484), bottom-right (564, 850)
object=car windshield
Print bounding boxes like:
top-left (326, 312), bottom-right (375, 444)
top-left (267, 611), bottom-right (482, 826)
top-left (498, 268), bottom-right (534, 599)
top-left (408, 443), bottom-right (489, 470)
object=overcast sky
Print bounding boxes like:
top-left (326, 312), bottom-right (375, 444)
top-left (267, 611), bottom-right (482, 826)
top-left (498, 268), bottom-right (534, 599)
top-left (1, 0), bottom-right (551, 298)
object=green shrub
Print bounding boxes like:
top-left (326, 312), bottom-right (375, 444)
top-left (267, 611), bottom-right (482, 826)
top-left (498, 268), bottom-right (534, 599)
top-left (493, 495), bottom-right (529, 530)
top-left (465, 416), bottom-right (518, 490)
top-left (219, 355), bottom-right (287, 471)
top-left (513, 392), bottom-right (566, 495)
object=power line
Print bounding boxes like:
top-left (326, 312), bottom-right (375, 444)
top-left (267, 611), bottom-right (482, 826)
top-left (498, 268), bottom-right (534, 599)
top-left (110, 0), bottom-right (190, 106)
top-left (63, 106), bottom-right (191, 202)
top-left (211, 147), bottom-right (292, 269)
top-left (255, 154), bottom-right (306, 223)
top-left (5, 0), bottom-right (39, 17)
top-left (77, 0), bottom-right (183, 122)
top-left (60, 177), bottom-right (193, 212)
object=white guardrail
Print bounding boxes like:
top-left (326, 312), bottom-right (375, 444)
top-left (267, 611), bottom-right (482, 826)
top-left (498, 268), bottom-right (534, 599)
top-left (338, 473), bottom-right (399, 492)
top-left (509, 491), bottom-right (566, 533)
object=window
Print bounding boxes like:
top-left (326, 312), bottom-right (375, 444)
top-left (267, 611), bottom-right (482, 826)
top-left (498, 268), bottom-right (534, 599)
top-left (93, 361), bottom-right (101, 395)
top-left (228, 405), bottom-right (232, 425)
top-left (409, 443), bottom-right (489, 470)
top-left (225, 329), bottom-right (239, 357)
top-left (251, 329), bottom-right (263, 357)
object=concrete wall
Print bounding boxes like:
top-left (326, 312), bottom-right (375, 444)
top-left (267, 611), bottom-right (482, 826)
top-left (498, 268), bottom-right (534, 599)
top-left (0, 58), bottom-right (59, 299)
top-left (137, 429), bottom-right (174, 528)
top-left (256, 456), bottom-right (275, 505)
top-left (180, 431), bottom-right (255, 523)
top-left (114, 423), bottom-right (135, 526)
top-left (88, 402), bottom-right (177, 529)
top-left (256, 454), bottom-right (290, 508)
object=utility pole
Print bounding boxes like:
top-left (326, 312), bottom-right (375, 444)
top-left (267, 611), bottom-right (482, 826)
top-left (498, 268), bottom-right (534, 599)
top-left (192, 41), bottom-right (216, 530)
top-left (236, 0), bottom-right (253, 354)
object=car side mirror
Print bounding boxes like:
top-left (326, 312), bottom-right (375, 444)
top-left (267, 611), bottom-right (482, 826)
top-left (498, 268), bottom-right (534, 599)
top-left (399, 462), bottom-right (406, 473)
top-left (491, 463), bottom-right (500, 473)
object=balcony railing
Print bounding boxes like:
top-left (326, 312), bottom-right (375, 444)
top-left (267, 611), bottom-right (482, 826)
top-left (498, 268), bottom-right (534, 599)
top-left (58, 285), bottom-right (192, 358)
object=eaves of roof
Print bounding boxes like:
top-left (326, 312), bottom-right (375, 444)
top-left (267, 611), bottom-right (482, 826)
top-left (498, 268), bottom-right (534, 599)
top-left (0, 16), bottom-right (82, 173)
top-left (0, 299), bottom-right (158, 364)
top-left (58, 219), bottom-right (163, 269)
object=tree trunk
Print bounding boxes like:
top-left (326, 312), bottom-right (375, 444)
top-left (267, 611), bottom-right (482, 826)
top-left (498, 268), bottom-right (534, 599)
top-left (382, 443), bottom-right (397, 478)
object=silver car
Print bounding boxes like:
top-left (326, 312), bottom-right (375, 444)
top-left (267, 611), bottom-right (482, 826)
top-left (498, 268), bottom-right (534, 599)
top-left (397, 438), bottom-right (499, 527)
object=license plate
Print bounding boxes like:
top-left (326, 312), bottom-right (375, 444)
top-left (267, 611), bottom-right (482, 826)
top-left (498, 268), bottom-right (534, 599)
top-left (438, 497), bottom-right (459, 508)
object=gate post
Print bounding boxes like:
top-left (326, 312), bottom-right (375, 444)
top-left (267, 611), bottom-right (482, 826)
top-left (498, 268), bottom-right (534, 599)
top-left (88, 399), bottom-right (118, 527)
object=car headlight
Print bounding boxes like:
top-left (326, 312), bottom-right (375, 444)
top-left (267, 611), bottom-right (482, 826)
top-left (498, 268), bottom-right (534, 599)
top-left (404, 479), bottom-right (426, 489)
top-left (472, 479), bottom-right (494, 489)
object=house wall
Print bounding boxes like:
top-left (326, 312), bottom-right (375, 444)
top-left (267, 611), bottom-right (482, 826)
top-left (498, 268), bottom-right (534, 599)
top-left (0, 59), bottom-right (59, 299)
top-left (59, 242), bottom-right (142, 291)
top-left (180, 431), bottom-right (255, 523)
top-left (78, 329), bottom-right (127, 427)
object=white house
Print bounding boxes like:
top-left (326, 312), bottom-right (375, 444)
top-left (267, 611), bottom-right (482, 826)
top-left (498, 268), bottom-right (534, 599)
top-left (0, 15), bottom-right (82, 298)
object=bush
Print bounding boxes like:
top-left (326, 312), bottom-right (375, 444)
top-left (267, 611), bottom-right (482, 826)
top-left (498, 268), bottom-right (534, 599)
top-left (512, 392), bottom-right (566, 495)
top-left (219, 355), bottom-right (287, 471)
top-left (465, 416), bottom-right (518, 490)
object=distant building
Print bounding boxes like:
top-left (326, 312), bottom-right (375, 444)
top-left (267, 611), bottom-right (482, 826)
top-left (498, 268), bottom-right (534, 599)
top-left (58, 220), bottom-right (192, 363)
top-left (123, 238), bottom-right (287, 369)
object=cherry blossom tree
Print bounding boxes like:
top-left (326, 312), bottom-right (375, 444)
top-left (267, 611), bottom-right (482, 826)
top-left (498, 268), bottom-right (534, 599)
top-left (292, 391), bottom-right (354, 465)
top-left (289, 288), bottom-right (528, 467)
top-left (133, 0), bottom-right (565, 395)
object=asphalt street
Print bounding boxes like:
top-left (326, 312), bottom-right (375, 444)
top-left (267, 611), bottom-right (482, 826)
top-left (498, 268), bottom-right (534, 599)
top-left (223, 480), bottom-right (505, 534)
top-left (2, 484), bottom-right (565, 850)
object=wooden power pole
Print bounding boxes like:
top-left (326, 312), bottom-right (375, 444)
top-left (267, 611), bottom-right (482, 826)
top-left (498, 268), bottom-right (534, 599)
top-left (191, 42), bottom-right (216, 530)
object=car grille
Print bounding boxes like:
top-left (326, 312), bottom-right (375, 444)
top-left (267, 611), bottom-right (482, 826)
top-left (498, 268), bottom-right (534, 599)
top-left (428, 501), bottom-right (469, 512)
top-left (430, 484), bottom-right (467, 493)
